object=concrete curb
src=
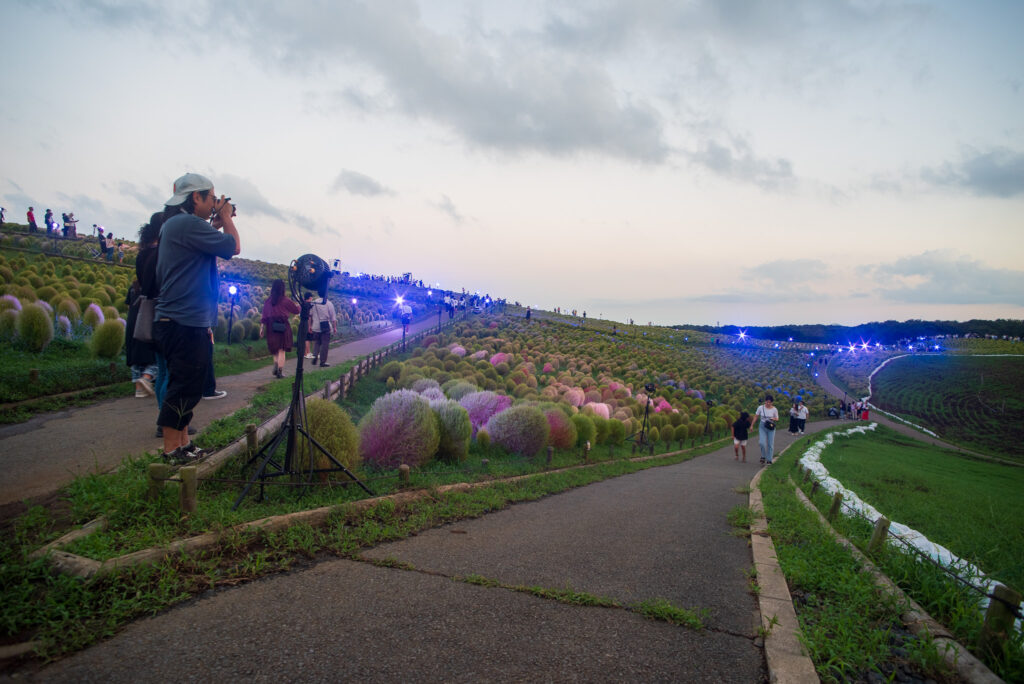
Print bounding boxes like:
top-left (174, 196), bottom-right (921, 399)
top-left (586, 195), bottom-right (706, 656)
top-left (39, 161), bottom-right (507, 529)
top-left (749, 466), bottom-right (820, 683)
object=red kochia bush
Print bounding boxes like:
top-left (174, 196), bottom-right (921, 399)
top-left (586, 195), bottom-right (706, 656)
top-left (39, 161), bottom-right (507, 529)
top-left (359, 389), bottom-right (440, 469)
top-left (486, 404), bottom-right (549, 456)
top-left (544, 408), bottom-right (578, 450)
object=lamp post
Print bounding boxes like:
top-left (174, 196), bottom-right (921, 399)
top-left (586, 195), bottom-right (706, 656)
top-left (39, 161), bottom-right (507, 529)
top-left (226, 284), bottom-right (238, 345)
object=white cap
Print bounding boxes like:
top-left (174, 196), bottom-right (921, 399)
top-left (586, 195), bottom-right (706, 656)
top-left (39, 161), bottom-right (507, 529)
top-left (165, 173), bottom-right (213, 206)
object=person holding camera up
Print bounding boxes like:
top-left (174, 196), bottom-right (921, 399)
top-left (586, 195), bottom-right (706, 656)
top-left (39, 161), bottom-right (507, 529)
top-left (154, 173), bottom-right (240, 464)
top-left (751, 394), bottom-right (779, 465)
top-left (309, 293), bottom-right (337, 367)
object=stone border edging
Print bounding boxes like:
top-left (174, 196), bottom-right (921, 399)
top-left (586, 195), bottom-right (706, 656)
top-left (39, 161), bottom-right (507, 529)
top-left (36, 438), bottom-right (724, 578)
top-left (748, 466), bottom-right (819, 683)
top-left (789, 480), bottom-right (1003, 684)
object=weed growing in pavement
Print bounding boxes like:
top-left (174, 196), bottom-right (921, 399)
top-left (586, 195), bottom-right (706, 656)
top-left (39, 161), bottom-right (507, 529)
top-left (632, 598), bottom-right (708, 630)
top-left (727, 505), bottom-right (753, 538)
top-left (760, 431), bottom-right (952, 683)
top-left (756, 613), bottom-right (780, 637)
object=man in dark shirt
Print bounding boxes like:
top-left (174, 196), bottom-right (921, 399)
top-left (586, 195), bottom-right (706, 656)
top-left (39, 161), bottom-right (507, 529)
top-left (154, 173), bottom-right (240, 463)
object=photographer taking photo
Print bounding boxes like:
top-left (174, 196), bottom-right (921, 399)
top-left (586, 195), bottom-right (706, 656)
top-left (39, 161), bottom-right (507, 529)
top-left (154, 173), bottom-right (240, 464)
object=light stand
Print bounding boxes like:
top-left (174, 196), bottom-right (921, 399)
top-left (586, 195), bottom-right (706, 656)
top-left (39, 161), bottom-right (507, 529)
top-left (703, 400), bottom-right (714, 439)
top-left (639, 396), bottom-right (652, 446)
top-left (233, 256), bottom-right (372, 509)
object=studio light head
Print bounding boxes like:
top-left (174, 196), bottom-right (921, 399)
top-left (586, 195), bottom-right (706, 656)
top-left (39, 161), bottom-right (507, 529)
top-left (644, 382), bottom-right (656, 393)
top-left (289, 254), bottom-right (331, 300)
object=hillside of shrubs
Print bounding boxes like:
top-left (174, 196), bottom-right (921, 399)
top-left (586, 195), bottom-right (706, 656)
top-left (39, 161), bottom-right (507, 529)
top-left (0, 228), bottom-right (451, 415)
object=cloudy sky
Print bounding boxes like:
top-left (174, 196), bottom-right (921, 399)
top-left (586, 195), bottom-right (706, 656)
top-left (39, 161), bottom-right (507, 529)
top-left (2, 0), bottom-right (1022, 327)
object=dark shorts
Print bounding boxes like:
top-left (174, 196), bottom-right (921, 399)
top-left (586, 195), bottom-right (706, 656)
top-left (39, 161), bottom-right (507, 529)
top-left (154, 320), bottom-right (211, 430)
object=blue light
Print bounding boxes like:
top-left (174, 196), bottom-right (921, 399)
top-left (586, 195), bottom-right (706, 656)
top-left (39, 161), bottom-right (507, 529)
top-left (228, 285), bottom-right (237, 296)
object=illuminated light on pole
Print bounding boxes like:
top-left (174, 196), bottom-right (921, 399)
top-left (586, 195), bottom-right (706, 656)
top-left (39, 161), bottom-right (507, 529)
top-left (226, 284), bottom-right (239, 345)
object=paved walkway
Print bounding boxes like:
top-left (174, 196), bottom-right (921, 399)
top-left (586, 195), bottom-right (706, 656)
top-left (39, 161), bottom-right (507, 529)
top-left (33, 427), bottom-right (824, 683)
top-left (0, 317), bottom-right (444, 511)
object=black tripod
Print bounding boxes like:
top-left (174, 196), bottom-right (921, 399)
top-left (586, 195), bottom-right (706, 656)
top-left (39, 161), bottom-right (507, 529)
top-left (233, 291), bottom-right (372, 510)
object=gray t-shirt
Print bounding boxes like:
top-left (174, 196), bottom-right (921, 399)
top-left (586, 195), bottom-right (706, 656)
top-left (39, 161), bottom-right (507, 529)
top-left (155, 212), bottom-right (236, 328)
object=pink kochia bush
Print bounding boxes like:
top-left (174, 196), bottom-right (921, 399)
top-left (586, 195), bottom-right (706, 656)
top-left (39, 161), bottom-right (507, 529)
top-left (359, 389), bottom-right (440, 469)
top-left (544, 408), bottom-right (578, 450)
top-left (563, 387), bottom-right (585, 407)
top-left (582, 402), bottom-right (611, 420)
top-left (449, 345), bottom-right (467, 357)
top-left (0, 294), bottom-right (22, 312)
top-left (485, 404), bottom-right (549, 456)
top-left (469, 350), bottom-right (487, 361)
top-left (458, 390), bottom-right (512, 435)
top-left (489, 352), bottom-right (510, 366)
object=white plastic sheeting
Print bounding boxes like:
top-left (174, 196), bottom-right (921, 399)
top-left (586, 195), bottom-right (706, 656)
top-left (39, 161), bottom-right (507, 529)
top-left (798, 423), bottom-right (1022, 633)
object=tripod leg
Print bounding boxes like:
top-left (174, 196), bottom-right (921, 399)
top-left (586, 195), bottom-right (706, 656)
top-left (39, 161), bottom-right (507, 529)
top-left (297, 426), bottom-right (373, 496)
top-left (232, 424), bottom-right (289, 510)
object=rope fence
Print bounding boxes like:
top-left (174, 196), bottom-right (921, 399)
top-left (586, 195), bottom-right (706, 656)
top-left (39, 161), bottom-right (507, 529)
top-left (796, 464), bottom-right (1023, 663)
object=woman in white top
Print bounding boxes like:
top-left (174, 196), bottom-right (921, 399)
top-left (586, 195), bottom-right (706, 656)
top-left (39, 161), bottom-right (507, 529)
top-left (752, 394), bottom-right (780, 465)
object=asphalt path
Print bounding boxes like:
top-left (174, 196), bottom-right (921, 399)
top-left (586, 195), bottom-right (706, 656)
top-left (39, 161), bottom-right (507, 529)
top-left (0, 316), bottom-right (445, 511)
top-left (34, 429), bottom-right (825, 683)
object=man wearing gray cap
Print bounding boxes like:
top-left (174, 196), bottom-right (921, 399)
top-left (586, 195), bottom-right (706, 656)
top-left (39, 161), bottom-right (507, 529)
top-left (154, 173), bottom-right (240, 464)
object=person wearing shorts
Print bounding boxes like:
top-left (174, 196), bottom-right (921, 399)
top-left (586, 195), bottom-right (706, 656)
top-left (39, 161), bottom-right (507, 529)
top-left (732, 411), bottom-right (752, 462)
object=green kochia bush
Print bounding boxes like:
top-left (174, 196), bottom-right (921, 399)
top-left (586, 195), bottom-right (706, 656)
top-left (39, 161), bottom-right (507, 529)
top-left (359, 389), bottom-right (440, 469)
top-left (485, 404), bottom-right (549, 457)
top-left (0, 309), bottom-right (18, 339)
top-left (90, 320), bottom-right (125, 358)
top-left (572, 413), bottom-right (596, 448)
top-left (17, 303), bottom-right (54, 352)
top-left (293, 398), bottom-right (361, 471)
top-left (429, 398), bottom-right (472, 462)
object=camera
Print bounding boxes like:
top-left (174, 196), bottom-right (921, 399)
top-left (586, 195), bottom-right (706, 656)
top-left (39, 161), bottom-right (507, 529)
top-left (644, 382), bottom-right (656, 393)
top-left (211, 198), bottom-right (237, 219)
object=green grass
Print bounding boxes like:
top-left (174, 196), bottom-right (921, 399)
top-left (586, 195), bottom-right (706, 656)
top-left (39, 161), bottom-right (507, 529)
top-left (870, 355), bottom-right (1024, 460)
top-left (818, 424), bottom-right (1024, 594)
top-left (758, 436), bottom-right (950, 682)
top-left (791, 426), bottom-right (1024, 681)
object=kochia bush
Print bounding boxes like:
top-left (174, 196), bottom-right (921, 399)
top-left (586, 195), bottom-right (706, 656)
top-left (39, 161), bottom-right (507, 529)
top-left (90, 320), bottom-right (125, 358)
top-left (293, 398), bottom-right (361, 471)
top-left (442, 379), bottom-right (478, 401)
top-left (485, 404), bottom-right (549, 457)
top-left (544, 408), bottom-right (578, 450)
top-left (571, 413), bottom-right (596, 447)
top-left (359, 389), bottom-right (440, 469)
top-left (459, 390), bottom-right (512, 435)
top-left (430, 398), bottom-right (472, 463)
top-left (82, 302), bottom-right (105, 328)
top-left (18, 303), bottom-right (54, 353)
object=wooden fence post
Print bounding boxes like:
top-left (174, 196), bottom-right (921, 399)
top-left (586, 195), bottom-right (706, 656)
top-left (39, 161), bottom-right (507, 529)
top-left (827, 492), bottom-right (843, 521)
top-left (979, 584), bottom-right (1023, 659)
top-left (147, 463), bottom-right (171, 501)
top-left (398, 464), bottom-right (410, 487)
top-left (179, 466), bottom-right (198, 514)
top-left (810, 480), bottom-right (820, 497)
top-left (802, 468), bottom-right (812, 483)
top-left (324, 379), bottom-right (331, 399)
top-left (546, 446), bottom-right (553, 465)
top-left (867, 516), bottom-right (890, 556)
top-left (245, 424), bottom-right (258, 454)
